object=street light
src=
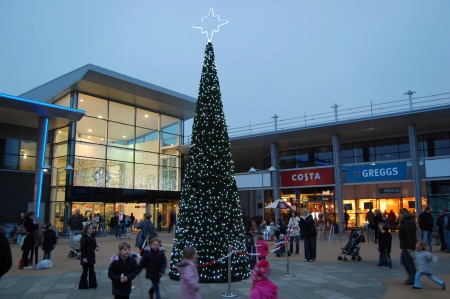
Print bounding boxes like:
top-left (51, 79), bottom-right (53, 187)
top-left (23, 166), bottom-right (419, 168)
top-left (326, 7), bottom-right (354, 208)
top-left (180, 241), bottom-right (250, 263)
top-left (249, 166), bottom-right (276, 218)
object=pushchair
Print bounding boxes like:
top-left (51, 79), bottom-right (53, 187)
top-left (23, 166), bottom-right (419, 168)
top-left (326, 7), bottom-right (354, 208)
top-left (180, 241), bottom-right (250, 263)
top-left (338, 228), bottom-right (365, 261)
top-left (68, 230), bottom-right (82, 259)
top-left (272, 234), bottom-right (290, 257)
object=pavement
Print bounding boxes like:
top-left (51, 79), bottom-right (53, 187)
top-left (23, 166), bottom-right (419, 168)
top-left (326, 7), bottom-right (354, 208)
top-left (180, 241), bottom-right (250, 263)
top-left (1, 229), bottom-right (449, 299)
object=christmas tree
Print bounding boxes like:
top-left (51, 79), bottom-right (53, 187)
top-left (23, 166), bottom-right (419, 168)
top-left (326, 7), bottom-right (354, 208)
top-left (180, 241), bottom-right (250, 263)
top-left (169, 42), bottom-right (250, 282)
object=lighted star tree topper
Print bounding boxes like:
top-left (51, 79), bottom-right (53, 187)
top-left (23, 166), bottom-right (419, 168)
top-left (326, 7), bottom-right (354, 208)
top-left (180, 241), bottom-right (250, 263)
top-left (169, 10), bottom-right (250, 283)
top-left (193, 8), bottom-right (229, 42)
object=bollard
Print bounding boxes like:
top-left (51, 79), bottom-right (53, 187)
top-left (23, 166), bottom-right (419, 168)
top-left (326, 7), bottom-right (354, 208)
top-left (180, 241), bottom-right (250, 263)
top-left (221, 246), bottom-right (237, 298)
top-left (283, 235), bottom-right (295, 277)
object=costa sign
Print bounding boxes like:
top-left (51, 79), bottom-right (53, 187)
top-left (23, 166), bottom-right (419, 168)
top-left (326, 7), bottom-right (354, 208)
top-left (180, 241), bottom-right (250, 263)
top-left (281, 167), bottom-right (334, 187)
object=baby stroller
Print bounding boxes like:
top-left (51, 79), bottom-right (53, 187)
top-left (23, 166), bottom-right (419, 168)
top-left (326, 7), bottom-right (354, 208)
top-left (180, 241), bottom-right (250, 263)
top-left (68, 230), bottom-right (82, 259)
top-left (272, 234), bottom-right (291, 257)
top-left (338, 228), bottom-right (365, 261)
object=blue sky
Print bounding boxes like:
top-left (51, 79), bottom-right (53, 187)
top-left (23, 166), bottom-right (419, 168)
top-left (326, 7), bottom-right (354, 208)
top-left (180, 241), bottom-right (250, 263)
top-left (1, 1), bottom-right (449, 132)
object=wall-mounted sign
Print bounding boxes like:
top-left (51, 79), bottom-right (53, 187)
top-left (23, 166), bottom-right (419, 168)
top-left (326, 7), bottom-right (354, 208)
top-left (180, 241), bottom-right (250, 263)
top-left (281, 167), bottom-right (334, 187)
top-left (379, 187), bottom-right (401, 194)
top-left (346, 162), bottom-right (407, 183)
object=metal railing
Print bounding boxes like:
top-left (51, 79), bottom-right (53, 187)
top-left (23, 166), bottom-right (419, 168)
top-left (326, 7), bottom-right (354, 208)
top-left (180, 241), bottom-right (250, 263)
top-left (183, 92), bottom-right (450, 143)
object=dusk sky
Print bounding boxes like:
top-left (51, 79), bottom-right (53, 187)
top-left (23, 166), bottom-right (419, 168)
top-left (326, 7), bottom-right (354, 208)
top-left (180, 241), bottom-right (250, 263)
top-left (1, 1), bottom-right (449, 134)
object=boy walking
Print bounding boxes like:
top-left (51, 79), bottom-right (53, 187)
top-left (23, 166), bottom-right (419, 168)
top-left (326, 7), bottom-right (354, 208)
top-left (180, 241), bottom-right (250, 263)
top-left (377, 223), bottom-right (392, 269)
top-left (411, 241), bottom-right (446, 290)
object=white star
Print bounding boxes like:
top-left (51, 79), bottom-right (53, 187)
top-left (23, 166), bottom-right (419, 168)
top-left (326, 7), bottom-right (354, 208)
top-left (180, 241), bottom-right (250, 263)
top-left (193, 8), bottom-right (229, 42)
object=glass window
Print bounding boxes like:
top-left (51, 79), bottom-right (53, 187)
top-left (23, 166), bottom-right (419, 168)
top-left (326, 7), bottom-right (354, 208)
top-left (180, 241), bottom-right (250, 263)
top-left (161, 115), bottom-right (179, 134)
top-left (280, 150), bottom-right (296, 169)
top-left (354, 141), bottom-right (375, 163)
top-left (107, 146), bottom-right (134, 163)
top-left (106, 161), bottom-right (134, 189)
top-left (137, 109), bottom-right (159, 130)
top-left (135, 150), bottom-right (159, 165)
top-left (162, 132), bottom-right (179, 147)
top-left (314, 146), bottom-right (333, 166)
top-left (76, 116), bottom-right (107, 144)
top-left (78, 94), bottom-right (108, 119)
top-left (19, 155), bottom-right (35, 171)
top-left (54, 127), bottom-right (69, 143)
top-left (54, 94), bottom-right (71, 107)
top-left (53, 143), bottom-right (68, 157)
top-left (74, 158), bottom-right (107, 187)
top-left (109, 101), bottom-right (135, 126)
top-left (135, 163), bottom-right (158, 190)
top-left (135, 128), bottom-right (159, 152)
top-left (107, 122), bottom-right (135, 149)
top-left (160, 154), bottom-right (179, 191)
top-left (294, 148), bottom-right (312, 168)
top-left (75, 141), bottom-right (106, 159)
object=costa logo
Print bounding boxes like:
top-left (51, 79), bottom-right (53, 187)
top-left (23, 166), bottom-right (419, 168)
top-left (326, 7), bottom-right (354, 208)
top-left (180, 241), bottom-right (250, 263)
top-left (281, 167), bottom-right (334, 187)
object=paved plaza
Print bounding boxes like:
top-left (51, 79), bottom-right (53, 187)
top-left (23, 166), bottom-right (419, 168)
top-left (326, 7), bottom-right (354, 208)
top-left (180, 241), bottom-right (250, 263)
top-left (1, 230), bottom-right (449, 299)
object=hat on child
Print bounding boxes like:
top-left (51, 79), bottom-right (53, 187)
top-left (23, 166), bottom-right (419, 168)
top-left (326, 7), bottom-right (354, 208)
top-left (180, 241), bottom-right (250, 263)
top-left (252, 259), bottom-right (270, 283)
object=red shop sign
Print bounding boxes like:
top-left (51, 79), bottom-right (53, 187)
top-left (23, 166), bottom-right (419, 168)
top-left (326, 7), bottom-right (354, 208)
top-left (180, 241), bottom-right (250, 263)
top-left (281, 167), bottom-right (335, 187)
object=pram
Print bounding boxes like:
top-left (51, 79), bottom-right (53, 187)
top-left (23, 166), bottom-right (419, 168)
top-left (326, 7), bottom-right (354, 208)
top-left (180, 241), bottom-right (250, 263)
top-left (338, 228), bottom-right (365, 261)
top-left (272, 234), bottom-right (291, 257)
top-left (68, 230), bottom-right (82, 259)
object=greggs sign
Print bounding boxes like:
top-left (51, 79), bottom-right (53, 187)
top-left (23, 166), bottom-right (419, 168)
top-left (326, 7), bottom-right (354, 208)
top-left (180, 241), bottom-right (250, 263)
top-left (281, 167), bottom-right (335, 187)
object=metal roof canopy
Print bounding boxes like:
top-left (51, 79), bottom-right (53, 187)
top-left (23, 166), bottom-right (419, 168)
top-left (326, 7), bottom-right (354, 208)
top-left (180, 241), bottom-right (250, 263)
top-left (20, 64), bottom-right (197, 120)
top-left (0, 93), bottom-right (85, 130)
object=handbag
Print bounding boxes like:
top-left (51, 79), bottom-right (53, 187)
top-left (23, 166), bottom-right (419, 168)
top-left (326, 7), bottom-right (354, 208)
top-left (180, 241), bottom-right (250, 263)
top-left (17, 225), bottom-right (28, 235)
top-left (17, 234), bottom-right (26, 246)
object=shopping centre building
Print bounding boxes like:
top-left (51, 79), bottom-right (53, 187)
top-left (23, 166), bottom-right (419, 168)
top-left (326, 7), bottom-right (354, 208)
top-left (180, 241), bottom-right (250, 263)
top-left (1, 64), bottom-right (449, 232)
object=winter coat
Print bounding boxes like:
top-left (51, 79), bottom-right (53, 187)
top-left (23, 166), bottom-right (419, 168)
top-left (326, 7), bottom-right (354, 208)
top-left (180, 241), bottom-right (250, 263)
top-left (134, 219), bottom-right (155, 248)
top-left (0, 226), bottom-right (12, 278)
top-left (256, 240), bottom-right (269, 258)
top-left (418, 211), bottom-right (434, 232)
top-left (21, 217), bottom-right (38, 252)
top-left (287, 216), bottom-right (300, 237)
top-left (138, 248), bottom-right (166, 280)
top-left (42, 229), bottom-right (57, 252)
top-left (378, 229), bottom-right (392, 253)
top-left (67, 214), bottom-right (87, 231)
top-left (299, 215), bottom-right (317, 236)
top-left (108, 254), bottom-right (139, 296)
top-left (399, 215), bottom-right (417, 250)
top-left (411, 250), bottom-right (435, 274)
top-left (177, 259), bottom-right (201, 299)
top-left (33, 227), bottom-right (42, 248)
top-left (80, 233), bottom-right (98, 265)
top-left (250, 280), bottom-right (279, 299)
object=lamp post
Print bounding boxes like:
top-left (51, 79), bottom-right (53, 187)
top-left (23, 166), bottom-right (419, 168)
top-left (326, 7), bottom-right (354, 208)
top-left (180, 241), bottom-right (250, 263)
top-left (42, 164), bottom-right (73, 230)
top-left (249, 166), bottom-right (276, 218)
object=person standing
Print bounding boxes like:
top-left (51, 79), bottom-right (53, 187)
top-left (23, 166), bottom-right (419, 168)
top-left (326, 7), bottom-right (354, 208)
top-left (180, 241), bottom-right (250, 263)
top-left (398, 208), bottom-right (417, 285)
top-left (177, 247), bottom-right (201, 299)
top-left (97, 213), bottom-right (106, 237)
top-left (0, 226), bottom-right (12, 280)
top-left (299, 208), bottom-right (317, 262)
top-left (108, 242), bottom-right (139, 299)
top-left (387, 210), bottom-right (397, 232)
top-left (29, 224), bottom-right (42, 266)
top-left (168, 210), bottom-right (176, 233)
top-left (21, 211), bottom-right (39, 269)
top-left (344, 210), bottom-right (350, 231)
top-left (67, 208), bottom-right (87, 233)
top-left (436, 209), bottom-right (447, 252)
top-left (287, 211), bottom-right (300, 255)
top-left (157, 212), bottom-right (163, 231)
top-left (411, 241), bottom-right (446, 290)
top-left (256, 235), bottom-right (269, 261)
top-left (129, 213), bottom-right (135, 231)
top-left (444, 209), bottom-right (450, 253)
top-left (377, 223), bottom-right (392, 269)
top-left (138, 237), bottom-right (167, 299)
top-left (78, 224), bottom-right (99, 289)
top-left (42, 223), bottom-right (57, 260)
top-left (418, 206), bottom-right (434, 252)
top-left (373, 209), bottom-right (384, 266)
top-left (134, 213), bottom-right (155, 250)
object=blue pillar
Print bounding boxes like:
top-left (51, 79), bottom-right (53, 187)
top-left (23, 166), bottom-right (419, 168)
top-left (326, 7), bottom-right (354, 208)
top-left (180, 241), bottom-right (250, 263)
top-left (33, 116), bottom-right (49, 222)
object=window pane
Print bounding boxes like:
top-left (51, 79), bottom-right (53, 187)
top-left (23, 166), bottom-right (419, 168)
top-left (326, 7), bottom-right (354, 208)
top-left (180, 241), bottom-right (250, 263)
top-left (136, 109), bottom-right (159, 130)
top-left (54, 127), bottom-right (69, 143)
top-left (54, 94), bottom-right (71, 107)
top-left (107, 146), bottom-right (134, 163)
top-left (136, 128), bottom-right (159, 152)
top-left (19, 155), bottom-right (35, 171)
top-left (135, 150), bottom-right (159, 165)
top-left (107, 122), bottom-right (135, 149)
top-left (106, 161), bottom-right (134, 189)
top-left (74, 158), bottom-right (106, 187)
top-left (162, 132), bottom-right (179, 147)
top-left (135, 163), bottom-right (158, 190)
top-left (76, 117), bottom-right (107, 144)
top-left (78, 94), bottom-right (108, 119)
top-left (75, 141), bottom-right (106, 159)
top-left (161, 115), bottom-right (179, 133)
top-left (314, 146), bottom-right (333, 166)
top-left (53, 143), bottom-right (68, 157)
top-left (109, 102), bottom-right (135, 126)
top-left (159, 155), bottom-right (179, 191)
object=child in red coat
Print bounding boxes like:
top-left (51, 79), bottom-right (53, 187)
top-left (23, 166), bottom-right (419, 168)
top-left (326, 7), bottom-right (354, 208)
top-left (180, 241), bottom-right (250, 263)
top-left (256, 235), bottom-right (269, 261)
top-left (250, 260), bottom-right (278, 299)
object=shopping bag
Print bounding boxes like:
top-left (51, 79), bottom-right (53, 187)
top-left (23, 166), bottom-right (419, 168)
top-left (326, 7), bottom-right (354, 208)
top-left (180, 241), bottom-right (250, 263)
top-left (36, 259), bottom-right (53, 270)
top-left (17, 234), bottom-right (26, 246)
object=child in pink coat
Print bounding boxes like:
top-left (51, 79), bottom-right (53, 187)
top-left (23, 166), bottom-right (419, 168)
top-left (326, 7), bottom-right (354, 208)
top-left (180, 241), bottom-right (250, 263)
top-left (256, 235), bottom-right (269, 261)
top-left (250, 259), bottom-right (278, 299)
top-left (176, 247), bottom-right (201, 299)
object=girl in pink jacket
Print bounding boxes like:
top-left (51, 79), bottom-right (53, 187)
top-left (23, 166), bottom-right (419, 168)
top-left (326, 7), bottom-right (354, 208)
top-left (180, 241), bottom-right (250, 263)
top-left (250, 259), bottom-right (278, 299)
top-left (176, 247), bottom-right (201, 299)
top-left (256, 235), bottom-right (269, 261)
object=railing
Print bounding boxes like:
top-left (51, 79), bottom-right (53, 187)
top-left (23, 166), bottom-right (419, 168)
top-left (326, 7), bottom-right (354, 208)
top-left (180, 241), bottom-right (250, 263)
top-left (183, 92), bottom-right (450, 143)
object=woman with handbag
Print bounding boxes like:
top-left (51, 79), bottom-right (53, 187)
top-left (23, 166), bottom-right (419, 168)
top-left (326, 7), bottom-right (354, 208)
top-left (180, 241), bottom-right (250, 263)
top-left (134, 213), bottom-right (155, 250)
top-left (20, 211), bottom-right (39, 269)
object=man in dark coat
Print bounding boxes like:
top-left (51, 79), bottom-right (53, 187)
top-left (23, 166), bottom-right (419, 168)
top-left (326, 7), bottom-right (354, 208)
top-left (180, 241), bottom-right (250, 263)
top-left (398, 208), bottom-right (417, 285)
top-left (67, 208), bottom-right (87, 232)
top-left (0, 226), bottom-right (12, 279)
top-left (418, 206), bottom-right (434, 252)
top-left (436, 209), bottom-right (448, 251)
